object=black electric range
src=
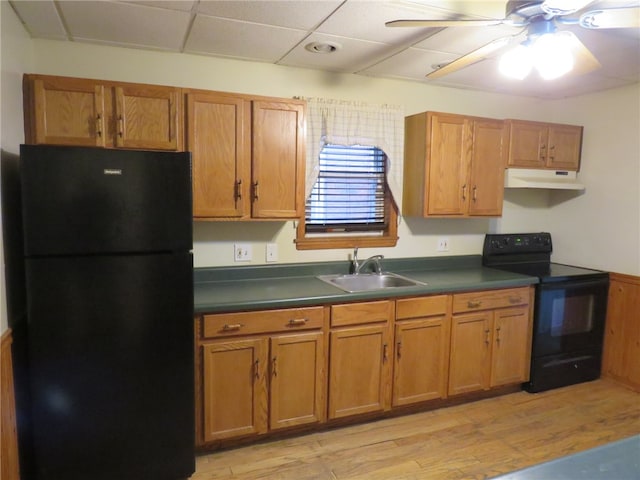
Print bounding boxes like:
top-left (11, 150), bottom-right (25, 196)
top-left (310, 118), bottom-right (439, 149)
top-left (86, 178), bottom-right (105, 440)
top-left (483, 232), bottom-right (609, 392)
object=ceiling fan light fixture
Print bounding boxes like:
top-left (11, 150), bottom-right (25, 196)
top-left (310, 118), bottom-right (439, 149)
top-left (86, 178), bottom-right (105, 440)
top-left (499, 44), bottom-right (533, 79)
top-left (579, 9), bottom-right (640, 29)
top-left (532, 33), bottom-right (574, 79)
top-left (541, 0), bottom-right (594, 15)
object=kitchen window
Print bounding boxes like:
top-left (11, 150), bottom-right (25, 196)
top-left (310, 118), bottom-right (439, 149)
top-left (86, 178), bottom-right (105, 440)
top-left (295, 98), bottom-right (402, 250)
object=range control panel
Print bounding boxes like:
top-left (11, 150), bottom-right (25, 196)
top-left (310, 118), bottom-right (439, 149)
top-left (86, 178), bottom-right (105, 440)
top-left (483, 232), bottom-right (553, 256)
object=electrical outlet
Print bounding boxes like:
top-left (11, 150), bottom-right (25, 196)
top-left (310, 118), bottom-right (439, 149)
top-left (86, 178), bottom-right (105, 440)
top-left (437, 237), bottom-right (450, 252)
top-left (266, 243), bottom-right (278, 262)
top-left (234, 243), bottom-right (252, 262)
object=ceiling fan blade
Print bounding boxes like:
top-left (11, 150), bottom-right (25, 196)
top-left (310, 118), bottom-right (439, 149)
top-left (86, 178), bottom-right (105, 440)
top-left (426, 35), bottom-right (517, 79)
top-left (386, 19), bottom-right (505, 28)
top-left (578, 7), bottom-right (640, 29)
top-left (564, 32), bottom-right (602, 76)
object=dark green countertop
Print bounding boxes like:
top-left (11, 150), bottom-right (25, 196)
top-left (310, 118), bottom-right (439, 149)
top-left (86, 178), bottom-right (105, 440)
top-left (193, 255), bottom-right (538, 314)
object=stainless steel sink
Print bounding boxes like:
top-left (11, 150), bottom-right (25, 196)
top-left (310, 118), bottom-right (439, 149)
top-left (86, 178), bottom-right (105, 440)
top-left (317, 272), bottom-right (426, 293)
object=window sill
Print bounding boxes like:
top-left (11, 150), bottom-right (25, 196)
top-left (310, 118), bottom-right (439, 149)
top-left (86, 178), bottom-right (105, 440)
top-left (295, 235), bottom-right (398, 250)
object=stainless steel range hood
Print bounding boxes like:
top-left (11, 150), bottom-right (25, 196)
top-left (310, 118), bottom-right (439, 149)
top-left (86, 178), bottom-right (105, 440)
top-left (504, 168), bottom-right (585, 190)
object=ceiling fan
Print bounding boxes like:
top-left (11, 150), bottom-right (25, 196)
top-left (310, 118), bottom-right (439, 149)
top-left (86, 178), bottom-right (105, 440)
top-left (386, 0), bottom-right (640, 80)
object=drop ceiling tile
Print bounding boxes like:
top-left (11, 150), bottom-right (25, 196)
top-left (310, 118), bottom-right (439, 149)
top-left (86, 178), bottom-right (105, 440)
top-left (414, 24), bottom-right (524, 55)
top-left (9, 0), bottom-right (67, 39)
top-left (278, 33), bottom-right (394, 73)
top-left (195, 0), bottom-right (342, 30)
top-left (119, 1), bottom-right (197, 12)
top-left (185, 14), bottom-right (308, 62)
top-left (316, 1), bottom-right (450, 44)
top-left (359, 46), bottom-right (458, 80)
top-left (58, 1), bottom-right (191, 50)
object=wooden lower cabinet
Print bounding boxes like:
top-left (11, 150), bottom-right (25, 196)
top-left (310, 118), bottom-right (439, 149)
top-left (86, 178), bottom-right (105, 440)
top-left (448, 288), bottom-right (532, 396)
top-left (202, 338), bottom-right (268, 442)
top-left (393, 295), bottom-right (451, 406)
top-left (197, 307), bottom-right (326, 445)
top-left (328, 300), bottom-right (393, 419)
top-left (269, 332), bottom-right (325, 430)
top-left (602, 273), bottom-right (640, 391)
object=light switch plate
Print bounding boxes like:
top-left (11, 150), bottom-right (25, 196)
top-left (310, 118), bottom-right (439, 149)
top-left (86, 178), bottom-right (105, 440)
top-left (234, 243), bottom-right (252, 262)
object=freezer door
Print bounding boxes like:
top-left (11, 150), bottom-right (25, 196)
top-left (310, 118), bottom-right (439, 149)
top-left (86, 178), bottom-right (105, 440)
top-left (26, 253), bottom-right (194, 480)
top-left (20, 144), bottom-right (192, 256)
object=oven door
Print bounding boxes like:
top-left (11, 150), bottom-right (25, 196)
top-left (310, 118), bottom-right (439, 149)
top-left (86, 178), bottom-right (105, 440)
top-left (533, 276), bottom-right (609, 358)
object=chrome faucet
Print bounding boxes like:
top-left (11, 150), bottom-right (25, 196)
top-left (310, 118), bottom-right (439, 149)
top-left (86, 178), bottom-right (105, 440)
top-left (352, 248), bottom-right (384, 275)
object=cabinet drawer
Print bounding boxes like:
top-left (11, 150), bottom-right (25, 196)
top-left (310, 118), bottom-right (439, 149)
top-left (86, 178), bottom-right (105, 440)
top-left (453, 287), bottom-right (530, 313)
top-left (396, 295), bottom-right (449, 320)
top-left (331, 300), bottom-right (393, 327)
top-left (202, 306), bottom-right (324, 338)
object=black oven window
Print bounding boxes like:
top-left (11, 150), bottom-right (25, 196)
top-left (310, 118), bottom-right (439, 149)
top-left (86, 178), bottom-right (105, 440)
top-left (550, 294), bottom-right (595, 336)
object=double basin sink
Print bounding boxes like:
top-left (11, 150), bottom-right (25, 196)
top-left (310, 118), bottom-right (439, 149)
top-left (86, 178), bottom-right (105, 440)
top-left (317, 272), bottom-right (426, 293)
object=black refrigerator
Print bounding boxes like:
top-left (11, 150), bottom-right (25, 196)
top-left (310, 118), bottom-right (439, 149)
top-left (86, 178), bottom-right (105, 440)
top-left (20, 144), bottom-right (195, 480)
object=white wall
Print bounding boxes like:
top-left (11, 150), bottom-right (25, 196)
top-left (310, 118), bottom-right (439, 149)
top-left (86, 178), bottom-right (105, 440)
top-left (1, 2), bottom-right (35, 333)
top-left (0, 14), bottom-right (638, 313)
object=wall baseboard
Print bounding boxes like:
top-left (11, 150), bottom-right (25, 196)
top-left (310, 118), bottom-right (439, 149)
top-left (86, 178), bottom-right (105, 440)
top-left (1, 329), bottom-right (21, 480)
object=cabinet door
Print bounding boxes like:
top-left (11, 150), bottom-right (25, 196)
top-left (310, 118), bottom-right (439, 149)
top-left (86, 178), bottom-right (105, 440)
top-left (251, 100), bottom-right (305, 218)
top-left (114, 84), bottom-right (180, 150)
top-left (426, 113), bottom-right (472, 215)
top-left (202, 339), bottom-right (268, 442)
top-left (468, 119), bottom-right (506, 216)
top-left (187, 93), bottom-right (249, 218)
top-left (31, 76), bottom-right (105, 147)
top-left (329, 325), bottom-right (391, 419)
top-left (507, 120), bottom-right (547, 168)
top-left (546, 124), bottom-right (582, 170)
top-left (448, 312), bottom-right (493, 395)
top-left (490, 307), bottom-right (531, 387)
top-left (603, 276), bottom-right (640, 389)
top-left (269, 332), bottom-right (325, 430)
top-left (393, 317), bottom-right (450, 406)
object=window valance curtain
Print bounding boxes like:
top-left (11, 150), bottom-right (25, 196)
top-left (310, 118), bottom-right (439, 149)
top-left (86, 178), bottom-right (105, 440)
top-left (303, 97), bottom-right (404, 210)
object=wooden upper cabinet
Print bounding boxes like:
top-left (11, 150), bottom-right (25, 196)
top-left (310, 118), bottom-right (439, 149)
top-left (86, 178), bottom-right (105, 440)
top-left (468, 119), bottom-right (507, 216)
top-left (114, 84), bottom-right (180, 150)
top-left (186, 92), bottom-right (249, 218)
top-left (23, 74), bottom-right (182, 151)
top-left (186, 91), bottom-right (305, 220)
top-left (507, 119), bottom-right (582, 171)
top-left (25, 75), bottom-right (106, 147)
top-left (251, 100), bottom-right (305, 219)
top-left (403, 111), bottom-right (506, 218)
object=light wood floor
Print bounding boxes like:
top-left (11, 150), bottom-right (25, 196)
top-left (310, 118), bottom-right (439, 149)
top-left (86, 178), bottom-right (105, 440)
top-left (192, 380), bottom-right (640, 480)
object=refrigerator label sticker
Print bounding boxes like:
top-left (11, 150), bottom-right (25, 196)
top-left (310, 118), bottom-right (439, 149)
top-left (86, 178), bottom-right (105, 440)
top-left (103, 169), bottom-right (123, 175)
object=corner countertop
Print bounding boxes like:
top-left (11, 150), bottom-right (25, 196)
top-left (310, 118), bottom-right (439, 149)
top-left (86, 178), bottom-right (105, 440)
top-left (193, 255), bottom-right (538, 314)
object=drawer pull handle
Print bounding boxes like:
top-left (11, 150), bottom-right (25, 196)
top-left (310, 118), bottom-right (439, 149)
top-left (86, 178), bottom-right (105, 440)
top-left (397, 341), bottom-right (402, 359)
top-left (272, 357), bottom-right (277, 377)
top-left (235, 179), bottom-right (242, 200)
top-left (468, 300), bottom-right (482, 308)
top-left (509, 296), bottom-right (523, 304)
top-left (222, 323), bottom-right (244, 331)
top-left (118, 115), bottom-right (124, 137)
top-left (496, 326), bottom-right (501, 345)
top-left (383, 343), bottom-right (389, 363)
top-left (288, 318), bottom-right (308, 326)
top-left (484, 328), bottom-right (491, 345)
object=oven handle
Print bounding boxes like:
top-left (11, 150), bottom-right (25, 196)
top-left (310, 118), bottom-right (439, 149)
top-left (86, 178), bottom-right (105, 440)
top-left (538, 276), bottom-right (609, 292)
